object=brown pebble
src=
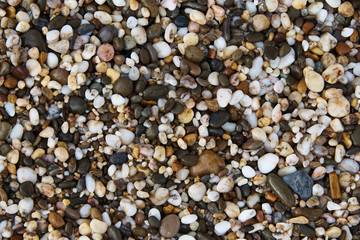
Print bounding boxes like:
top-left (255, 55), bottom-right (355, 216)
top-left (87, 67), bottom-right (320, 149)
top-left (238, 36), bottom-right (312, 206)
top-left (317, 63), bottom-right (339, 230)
top-left (293, 207), bottom-right (322, 221)
top-left (236, 81), bottom-right (249, 94)
top-left (189, 150), bottom-right (225, 177)
top-left (97, 43), bottom-right (115, 62)
top-left (302, 22), bottom-right (315, 34)
top-left (183, 133), bottom-right (197, 146)
top-left (39, 52), bottom-right (48, 65)
top-left (329, 172), bottom-right (341, 199)
top-left (48, 212), bottom-right (65, 228)
top-left (12, 66), bottom-right (29, 79)
top-left (159, 214), bottom-right (180, 238)
top-left (90, 207), bottom-right (102, 220)
top-left (4, 76), bottom-right (17, 89)
top-left (335, 42), bottom-right (351, 56)
top-left (0, 188), bottom-right (8, 202)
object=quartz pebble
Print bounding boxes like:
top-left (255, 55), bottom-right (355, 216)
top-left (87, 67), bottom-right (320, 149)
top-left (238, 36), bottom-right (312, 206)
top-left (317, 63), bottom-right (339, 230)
top-left (258, 153), bottom-right (279, 174)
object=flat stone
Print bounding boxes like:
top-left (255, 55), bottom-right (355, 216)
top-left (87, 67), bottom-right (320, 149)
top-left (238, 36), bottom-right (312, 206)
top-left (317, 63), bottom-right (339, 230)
top-left (49, 211), bottom-right (65, 228)
top-left (48, 15), bottom-right (66, 30)
top-left (293, 207), bottom-right (322, 221)
top-left (351, 125), bottom-right (360, 146)
top-left (107, 226), bottom-right (123, 240)
top-left (0, 122), bottom-right (12, 141)
top-left (159, 214), bottom-right (180, 238)
top-left (267, 173), bottom-right (296, 208)
top-left (98, 25), bottom-right (118, 43)
top-left (282, 170), bottom-right (313, 200)
top-left (110, 152), bottom-right (128, 165)
top-left (185, 46), bottom-right (204, 63)
top-left (296, 224), bottom-right (315, 238)
top-left (21, 29), bottom-right (47, 52)
top-left (143, 85), bottom-right (168, 100)
top-left (190, 150), bottom-right (225, 177)
top-left (68, 96), bottom-right (88, 114)
top-left (209, 110), bottom-right (230, 128)
top-left (113, 77), bottom-right (134, 97)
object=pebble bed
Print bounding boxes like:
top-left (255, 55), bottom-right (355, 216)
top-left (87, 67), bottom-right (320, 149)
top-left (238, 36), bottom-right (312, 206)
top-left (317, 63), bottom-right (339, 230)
top-left (0, 0), bottom-right (360, 239)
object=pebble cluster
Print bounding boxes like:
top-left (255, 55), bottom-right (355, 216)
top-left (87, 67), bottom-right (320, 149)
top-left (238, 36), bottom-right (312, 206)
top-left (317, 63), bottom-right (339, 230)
top-left (0, 0), bottom-right (360, 239)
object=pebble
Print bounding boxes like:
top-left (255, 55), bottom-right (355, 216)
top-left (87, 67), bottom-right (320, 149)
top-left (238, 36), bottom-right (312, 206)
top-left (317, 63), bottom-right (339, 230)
top-left (190, 150), bottom-right (225, 176)
top-left (159, 214), bottom-right (180, 238)
top-left (188, 182), bottom-right (206, 201)
top-left (209, 111), bottom-right (230, 128)
top-left (214, 221), bottom-right (231, 236)
top-left (327, 96), bottom-right (350, 118)
top-left (0, 122), bottom-right (12, 141)
top-left (97, 43), bottom-right (114, 62)
top-left (322, 64), bottom-right (344, 84)
top-left (304, 69), bottom-right (324, 92)
top-left (239, 209), bottom-right (256, 222)
top-left (17, 167), bottom-right (37, 184)
top-left (120, 198), bottom-right (137, 216)
top-left (282, 170), bottom-right (313, 200)
top-left (216, 88), bottom-right (232, 108)
top-left (216, 177), bottom-right (234, 193)
top-left (18, 198), bottom-right (34, 215)
top-left (185, 46), bottom-right (204, 62)
top-left (267, 173), bottom-right (296, 208)
top-left (153, 41), bottom-right (172, 58)
top-left (325, 0), bottom-right (341, 8)
top-left (49, 212), bottom-right (65, 228)
top-left (68, 96), bottom-right (88, 114)
top-left (90, 219), bottom-right (108, 234)
top-left (257, 153), bottom-right (279, 174)
top-left (252, 14), bottom-right (270, 32)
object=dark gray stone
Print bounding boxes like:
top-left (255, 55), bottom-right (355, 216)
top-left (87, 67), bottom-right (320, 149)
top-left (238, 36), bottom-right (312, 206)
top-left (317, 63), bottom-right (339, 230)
top-left (110, 152), bottom-right (128, 165)
top-left (282, 170), bottom-right (313, 200)
top-left (209, 111), bottom-right (230, 128)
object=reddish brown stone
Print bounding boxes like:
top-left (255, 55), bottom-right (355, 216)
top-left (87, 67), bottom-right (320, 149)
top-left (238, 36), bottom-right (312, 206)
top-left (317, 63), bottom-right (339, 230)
top-left (12, 65), bottom-right (29, 79)
top-left (4, 76), bottom-right (17, 89)
top-left (335, 42), bottom-right (351, 56)
top-left (302, 22), bottom-right (315, 34)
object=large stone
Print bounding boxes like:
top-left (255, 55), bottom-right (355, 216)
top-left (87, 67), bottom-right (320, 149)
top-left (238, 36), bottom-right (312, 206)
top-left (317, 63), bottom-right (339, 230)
top-left (209, 110), bottom-right (230, 128)
top-left (267, 173), bottom-right (296, 208)
top-left (21, 29), bottom-right (48, 52)
top-left (159, 214), bottom-right (180, 238)
top-left (282, 170), bottom-right (313, 200)
top-left (190, 150), bottom-right (225, 177)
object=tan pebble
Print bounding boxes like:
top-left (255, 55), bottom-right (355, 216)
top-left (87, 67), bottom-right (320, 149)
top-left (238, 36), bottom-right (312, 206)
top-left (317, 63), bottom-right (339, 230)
top-left (252, 14), bottom-right (270, 32)
top-left (304, 70), bottom-right (324, 92)
top-left (289, 216), bottom-right (309, 224)
top-left (338, 1), bottom-right (354, 17)
top-left (36, 183), bottom-right (55, 197)
top-left (54, 147), bottom-right (69, 162)
top-left (177, 107), bottom-right (194, 124)
top-left (48, 212), bottom-right (65, 228)
top-left (31, 148), bottom-right (45, 159)
top-left (324, 226), bottom-right (342, 238)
